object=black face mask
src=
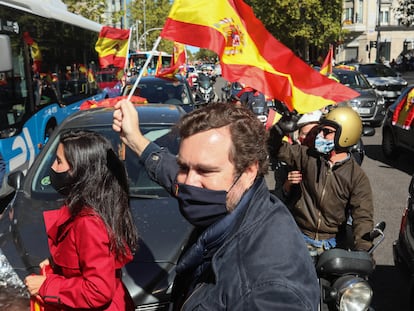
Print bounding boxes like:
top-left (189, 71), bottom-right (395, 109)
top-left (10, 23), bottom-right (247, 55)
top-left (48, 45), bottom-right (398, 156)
top-left (49, 168), bottom-right (75, 196)
top-left (175, 183), bottom-right (229, 227)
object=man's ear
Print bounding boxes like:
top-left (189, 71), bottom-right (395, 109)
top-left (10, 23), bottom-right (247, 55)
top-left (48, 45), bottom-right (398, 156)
top-left (243, 161), bottom-right (259, 185)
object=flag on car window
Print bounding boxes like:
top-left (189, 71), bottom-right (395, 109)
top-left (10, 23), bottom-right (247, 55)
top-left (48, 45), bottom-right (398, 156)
top-left (95, 26), bottom-right (130, 69)
top-left (160, 0), bottom-right (359, 113)
top-left (23, 32), bottom-right (42, 73)
top-left (156, 42), bottom-right (187, 78)
top-left (319, 45), bottom-right (334, 75)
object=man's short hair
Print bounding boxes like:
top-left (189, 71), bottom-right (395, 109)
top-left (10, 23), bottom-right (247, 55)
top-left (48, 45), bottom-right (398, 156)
top-left (177, 103), bottom-right (268, 176)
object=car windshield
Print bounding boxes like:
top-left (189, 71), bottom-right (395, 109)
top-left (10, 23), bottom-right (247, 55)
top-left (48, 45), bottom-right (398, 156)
top-left (359, 65), bottom-right (398, 77)
top-left (32, 125), bottom-right (179, 198)
top-left (335, 71), bottom-right (372, 89)
top-left (129, 78), bottom-right (192, 105)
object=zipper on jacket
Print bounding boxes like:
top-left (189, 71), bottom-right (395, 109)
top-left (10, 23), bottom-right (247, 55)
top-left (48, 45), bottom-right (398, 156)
top-left (315, 164), bottom-right (333, 240)
top-left (180, 282), bottom-right (206, 310)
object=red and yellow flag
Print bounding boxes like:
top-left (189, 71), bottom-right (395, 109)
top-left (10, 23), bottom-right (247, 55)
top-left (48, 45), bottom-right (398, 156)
top-left (23, 32), bottom-right (42, 73)
top-left (155, 52), bottom-right (163, 76)
top-left (319, 45), bottom-right (334, 75)
top-left (95, 26), bottom-right (130, 69)
top-left (156, 42), bottom-right (187, 78)
top-left (160, 0), bottom-right (359, 113)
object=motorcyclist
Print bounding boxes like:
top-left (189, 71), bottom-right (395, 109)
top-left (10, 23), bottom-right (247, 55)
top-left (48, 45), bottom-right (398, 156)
top-left (268, 106), bottom-right (374, 253)
top-left (236, 85), bottom-right (267, 116)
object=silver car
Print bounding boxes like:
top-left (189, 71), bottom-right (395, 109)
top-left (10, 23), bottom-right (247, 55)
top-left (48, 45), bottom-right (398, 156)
top-left (355, 63), bottom-right (408, 106)
top-left (333, 68), bottom-right (386, 127)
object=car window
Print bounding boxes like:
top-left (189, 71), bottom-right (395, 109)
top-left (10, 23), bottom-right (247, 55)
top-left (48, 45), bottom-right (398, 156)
top-left (336, 71), bottom-right (371, 89)
top-left (359, 65), bottom-right (397, 77)
top-left (31, 125), bottom-right (179, 197)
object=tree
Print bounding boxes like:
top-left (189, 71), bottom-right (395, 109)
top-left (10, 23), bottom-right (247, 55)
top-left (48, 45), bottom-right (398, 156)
top-left (194, 49), bottom-right (218, 63)
top-left (393, 0), bottom-right (414, 26)
top-left (62, 0), bottom-right (107, 23)
top-left (245, 0), bottom-right (344, 61)
top-left (129, 0), bottom-right (172, 52)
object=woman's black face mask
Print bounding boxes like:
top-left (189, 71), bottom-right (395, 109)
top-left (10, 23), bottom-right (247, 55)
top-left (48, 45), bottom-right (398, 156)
top-left (49, 168), bottom-right (75, 196)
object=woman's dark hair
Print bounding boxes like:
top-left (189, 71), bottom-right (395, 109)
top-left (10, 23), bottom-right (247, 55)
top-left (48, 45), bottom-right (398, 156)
top-left (59, 130), bottom-right (138, 258)
top-left (177, 103), bottom-right (268, 176)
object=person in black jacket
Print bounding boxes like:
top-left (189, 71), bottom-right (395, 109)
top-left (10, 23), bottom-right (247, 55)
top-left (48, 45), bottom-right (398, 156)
top-left (113, 101), bottom-right (319, 310)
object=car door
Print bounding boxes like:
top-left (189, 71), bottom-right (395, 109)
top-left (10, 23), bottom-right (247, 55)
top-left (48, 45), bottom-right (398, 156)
top-left (398, 103), bottom-right (414, 150)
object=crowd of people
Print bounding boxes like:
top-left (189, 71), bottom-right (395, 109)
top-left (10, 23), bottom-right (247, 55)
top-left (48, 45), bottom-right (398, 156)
top-left (23, 77), bottom-right (374, 310)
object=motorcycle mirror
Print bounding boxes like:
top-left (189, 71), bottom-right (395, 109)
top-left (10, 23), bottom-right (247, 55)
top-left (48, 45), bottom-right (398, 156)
top-left (362, 126), bottom-right (375, 136)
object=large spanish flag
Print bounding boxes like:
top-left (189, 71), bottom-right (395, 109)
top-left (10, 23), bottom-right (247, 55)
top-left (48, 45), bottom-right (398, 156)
top-left (95, 26), bottom-right (130, 69)
top-left (160, 0), bottom-right (359, 113)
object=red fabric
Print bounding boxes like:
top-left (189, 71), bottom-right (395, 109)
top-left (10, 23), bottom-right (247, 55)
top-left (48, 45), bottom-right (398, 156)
top-left (80, 95), bottom-right (147, 110)
top-left (40, 206), bottom-right (134, 310)
top-left (392, 92), bottom-right (414, 129)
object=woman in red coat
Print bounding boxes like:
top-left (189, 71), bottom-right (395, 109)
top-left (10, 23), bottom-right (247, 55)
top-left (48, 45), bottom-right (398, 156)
top-left (25, 130), bottom-right (138, 310)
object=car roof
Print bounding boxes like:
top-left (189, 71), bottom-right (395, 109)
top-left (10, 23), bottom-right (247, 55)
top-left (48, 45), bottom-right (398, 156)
top-left (58, 104), bottom-right (185, 130)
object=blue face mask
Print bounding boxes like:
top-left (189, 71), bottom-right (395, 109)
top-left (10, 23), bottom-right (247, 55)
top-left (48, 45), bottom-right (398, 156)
top-left (314, 133), bottom-right (335, 154)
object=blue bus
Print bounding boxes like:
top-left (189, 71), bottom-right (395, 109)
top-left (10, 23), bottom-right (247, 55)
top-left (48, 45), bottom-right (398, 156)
top-left (0, 0), bottom-right (106, 198)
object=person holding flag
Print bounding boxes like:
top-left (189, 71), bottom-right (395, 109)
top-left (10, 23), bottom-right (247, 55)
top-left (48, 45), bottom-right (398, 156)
top-left (113, 99), bottom-right (319, 310)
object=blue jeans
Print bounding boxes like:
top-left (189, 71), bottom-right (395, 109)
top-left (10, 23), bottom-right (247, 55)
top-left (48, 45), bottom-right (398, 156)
top-left (302, 234), bottom-right (336, 250)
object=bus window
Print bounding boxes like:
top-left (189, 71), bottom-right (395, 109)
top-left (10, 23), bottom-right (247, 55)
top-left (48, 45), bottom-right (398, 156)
top-left (0, 0), bottom-right (105, 198)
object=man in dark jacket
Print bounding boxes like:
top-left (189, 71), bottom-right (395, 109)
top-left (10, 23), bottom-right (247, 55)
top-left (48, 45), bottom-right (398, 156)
top-left (113, 101), bottom-right (319, 310)
top-left (269, 106), bottom-right (374, 252)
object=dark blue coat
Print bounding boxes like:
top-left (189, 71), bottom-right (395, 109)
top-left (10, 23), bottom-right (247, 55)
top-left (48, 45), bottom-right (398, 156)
top-left (141, 143), bottom-right (319, 310)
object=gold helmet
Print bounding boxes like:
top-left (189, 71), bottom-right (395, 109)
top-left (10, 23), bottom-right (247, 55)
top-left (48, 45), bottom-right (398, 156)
top-left (320, 106), bottom-right (362, 149)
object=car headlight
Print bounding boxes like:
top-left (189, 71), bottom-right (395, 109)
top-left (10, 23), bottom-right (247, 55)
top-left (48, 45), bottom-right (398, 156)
top-left (333, 276), bottom-right (372, 311)
top-left (0, 248), bottom-right (27, 295)
top-left (200, 88), bottom-right (206, 93)
top-left (349, 100), bottom-right (360, 109)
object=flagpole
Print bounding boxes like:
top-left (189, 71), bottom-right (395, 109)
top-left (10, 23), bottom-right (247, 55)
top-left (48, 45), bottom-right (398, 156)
top-left (124, 28), bottom-right (133, 72)
top-left (127, 36), bottom-right (162, 101)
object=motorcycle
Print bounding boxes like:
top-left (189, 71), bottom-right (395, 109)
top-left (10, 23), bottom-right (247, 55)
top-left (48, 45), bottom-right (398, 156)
top-left (194, 74), bottom-right (217, 105)
top-left (314, 221), bottom-right (386, 311)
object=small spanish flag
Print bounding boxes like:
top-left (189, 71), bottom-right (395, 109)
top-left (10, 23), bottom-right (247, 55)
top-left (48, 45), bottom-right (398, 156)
top-left (95, 26), bottom-right (130, 69)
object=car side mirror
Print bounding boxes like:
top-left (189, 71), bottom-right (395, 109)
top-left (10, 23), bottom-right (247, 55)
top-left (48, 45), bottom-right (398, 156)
top-left (8, 171), bottom-right (24, 190)
top-left (362, 126), bottom-right (375, 136)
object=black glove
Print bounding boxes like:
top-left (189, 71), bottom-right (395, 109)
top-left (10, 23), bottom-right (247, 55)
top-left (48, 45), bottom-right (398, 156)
top-left (272, 108), bottom-right (299, 135)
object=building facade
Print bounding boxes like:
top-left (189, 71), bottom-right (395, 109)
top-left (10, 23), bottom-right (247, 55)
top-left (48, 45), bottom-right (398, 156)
top-left (339, 0), bottom-right (414, 64)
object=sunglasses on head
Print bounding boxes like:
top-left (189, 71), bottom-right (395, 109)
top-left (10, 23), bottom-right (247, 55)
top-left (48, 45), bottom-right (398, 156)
top-left (319, 127), bottom-right (336, 137)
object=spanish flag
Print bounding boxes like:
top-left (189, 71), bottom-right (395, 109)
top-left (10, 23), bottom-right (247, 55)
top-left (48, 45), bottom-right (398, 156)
top-left (156, 42), bottom-right (187, 78)
top-left (319, 45), bottom-right (334, 75)
top-left (160, 0), bottom-right (359, 113)
top-left (23, 32), bottom-right (42, 73)
top-left (154, 53), bottom-right (163, 76)
top-left (95, 26), bottom-right (130, 69)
